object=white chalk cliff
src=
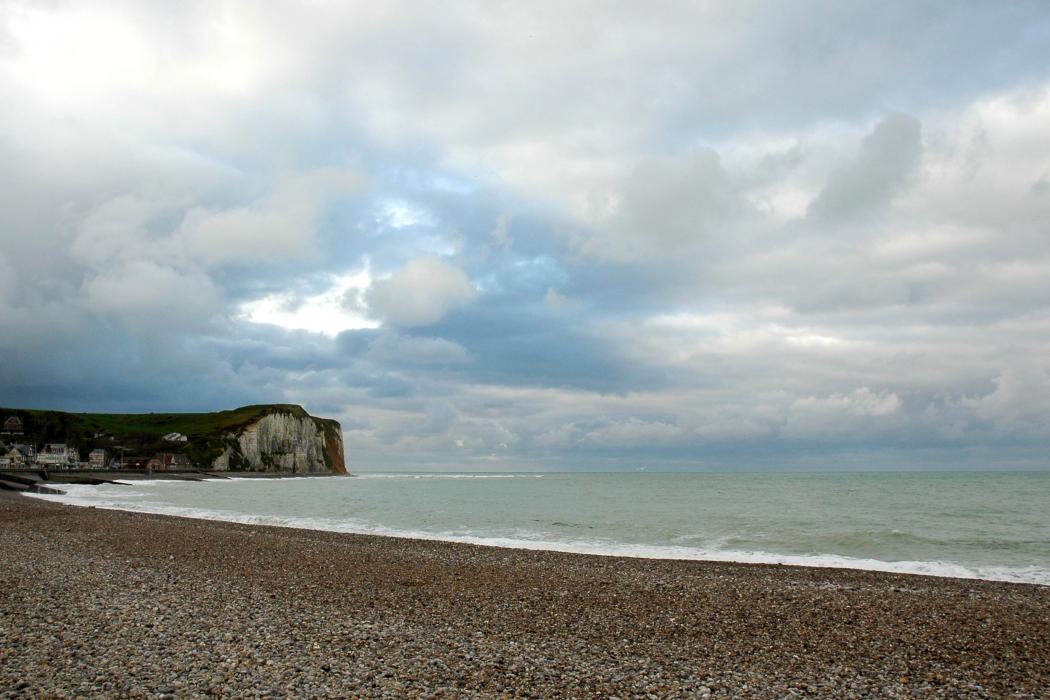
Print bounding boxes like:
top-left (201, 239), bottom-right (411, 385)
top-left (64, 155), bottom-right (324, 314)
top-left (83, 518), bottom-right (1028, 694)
top-left (210, 408), bottom-right (346, 474)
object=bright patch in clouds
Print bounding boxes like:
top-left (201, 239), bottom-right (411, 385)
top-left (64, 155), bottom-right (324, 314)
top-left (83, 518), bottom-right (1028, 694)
top-left (239, 270), bottom-right (378, 336)
top-left (380, 199), bottom-right (432, 229)
top-left (7, 6), bottom-right (151, 102)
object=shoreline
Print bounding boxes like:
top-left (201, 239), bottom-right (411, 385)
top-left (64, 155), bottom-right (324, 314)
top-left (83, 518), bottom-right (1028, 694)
top-left (23, 476), bottom-right (1049, 587)
top-left (2, 491), bottom-right (1048, 698)
top-left (0, 468), bottom-right (347, 495)
top-left (0, 467), bottom-right (348, 481)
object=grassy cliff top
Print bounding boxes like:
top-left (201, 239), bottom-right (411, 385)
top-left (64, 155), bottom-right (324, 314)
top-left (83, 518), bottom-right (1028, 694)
top-left (64, 404), bottom-right (315, 437)
top-left (0, 404), bottom-right (334, 447)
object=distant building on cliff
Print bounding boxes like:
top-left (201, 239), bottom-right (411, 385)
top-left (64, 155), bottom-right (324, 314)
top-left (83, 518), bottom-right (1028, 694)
top-left (2, 416), bottom-right (23, 435)
top-left (163, 432), bottom-right (188, 443)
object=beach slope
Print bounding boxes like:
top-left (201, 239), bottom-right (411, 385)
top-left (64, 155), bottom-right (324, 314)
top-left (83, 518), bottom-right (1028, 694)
top-left (1, 493), bottom-right (1047, 698)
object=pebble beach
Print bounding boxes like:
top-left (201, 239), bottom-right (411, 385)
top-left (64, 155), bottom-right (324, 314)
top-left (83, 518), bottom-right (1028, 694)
top-left (1, 492), bottom-right (1047, 699)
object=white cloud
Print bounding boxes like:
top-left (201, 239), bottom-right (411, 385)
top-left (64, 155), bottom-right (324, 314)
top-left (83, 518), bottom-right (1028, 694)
top-left (578, 148), bottom-right (753, 263)
top-left (5, 5), bottom-right (156, 106)
top-left (80, 260), bottom-right (223, 333)
top-left (365, 257), bottom-right (477, 326)
top-left (781, 388), bottom-right (903, 441)
top-left (491, 212), bottom-right (513, 249)
top-left (792, 388), bottom-right (902, 417)
top-left (0, 254), bottom-right (16, 306)
top-left (543, 288), bottom-right (572, 308)
top-left (957, 365), bottom-right (1050, 437)
top-left (69, 196), bottom-right (157, 268)
top-left (172, 168), bottom-right (361, 267)
top-left (807, 113), bottom-right (922, 222)
top-left (366, 333), bottom-right (472, 366)
top-left (238, 269), bottom-right (378, 336)
top-left (579, 418), bottom-right (683, 448)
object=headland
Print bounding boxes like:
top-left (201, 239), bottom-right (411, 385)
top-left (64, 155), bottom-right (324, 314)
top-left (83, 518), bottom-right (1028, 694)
top-left (0, 404), bottom-right (346, 477)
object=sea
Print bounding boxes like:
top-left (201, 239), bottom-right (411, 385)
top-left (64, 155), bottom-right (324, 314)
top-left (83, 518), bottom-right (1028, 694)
top-left (29, 470), bottom-right (1050, 586)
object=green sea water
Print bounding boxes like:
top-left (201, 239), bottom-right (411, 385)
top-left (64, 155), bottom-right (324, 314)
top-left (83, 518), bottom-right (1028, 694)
top-left (33, 470), bottom-right (1050, 585)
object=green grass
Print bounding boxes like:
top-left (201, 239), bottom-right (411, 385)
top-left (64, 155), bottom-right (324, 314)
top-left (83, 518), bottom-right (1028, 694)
top-left (77, 404), bottom-right (309, 439)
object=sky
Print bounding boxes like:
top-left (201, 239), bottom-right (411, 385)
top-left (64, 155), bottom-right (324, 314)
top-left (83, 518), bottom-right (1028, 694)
top-left (1, 1), bottom-right (1050, 471)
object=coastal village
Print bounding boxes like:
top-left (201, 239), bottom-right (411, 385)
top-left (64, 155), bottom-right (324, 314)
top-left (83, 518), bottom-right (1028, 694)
top-left (0, 415), bottom-right (191, 471)
top-left (0, 405), bottom-right (346, 477)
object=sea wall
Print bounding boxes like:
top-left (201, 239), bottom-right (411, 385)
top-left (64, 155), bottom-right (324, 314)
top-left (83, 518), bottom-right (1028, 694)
top-left (211, 411), bottom-right (346, 474)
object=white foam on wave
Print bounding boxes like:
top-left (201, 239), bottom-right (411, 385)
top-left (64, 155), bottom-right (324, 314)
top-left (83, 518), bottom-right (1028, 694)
top-left (28, 483), bottom-right (154, 507)
top-left (24, 484), bottom-right (1049, 587)
top-left (205, 476), bottom-right (321, 484)
top-left (356, 473), bottom-right (543, 479)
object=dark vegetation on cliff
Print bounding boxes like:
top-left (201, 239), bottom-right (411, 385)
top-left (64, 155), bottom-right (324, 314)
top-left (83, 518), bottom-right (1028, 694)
top-left (0, 404), bottom-right (343, 472)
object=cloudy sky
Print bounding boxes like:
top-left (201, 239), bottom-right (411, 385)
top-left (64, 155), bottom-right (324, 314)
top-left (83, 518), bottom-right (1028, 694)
top-left (2, 1), bottom-right (1049, 471)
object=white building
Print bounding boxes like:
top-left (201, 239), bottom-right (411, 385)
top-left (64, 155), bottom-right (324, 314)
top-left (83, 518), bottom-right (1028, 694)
top-left (36, 443), bottom-right (75, 467)
top-left (88, 449), bottom-right (107, 469)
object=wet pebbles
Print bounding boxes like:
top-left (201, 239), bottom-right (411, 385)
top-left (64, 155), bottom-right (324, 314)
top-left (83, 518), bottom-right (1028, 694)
top-left (1, 493), bottom-right (1047, 698)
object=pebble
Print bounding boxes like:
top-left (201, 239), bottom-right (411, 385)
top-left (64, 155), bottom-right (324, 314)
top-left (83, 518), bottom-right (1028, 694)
top-left (1, 492), bottom-right (1047, 698)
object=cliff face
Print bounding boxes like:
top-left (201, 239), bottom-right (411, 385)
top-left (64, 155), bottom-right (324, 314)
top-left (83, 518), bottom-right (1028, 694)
top-left (210, 409), bottom-right (347, 475)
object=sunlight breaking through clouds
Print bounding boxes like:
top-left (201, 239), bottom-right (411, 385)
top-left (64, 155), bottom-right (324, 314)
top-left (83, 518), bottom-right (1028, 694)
top-left (239, 270), bottom-right (378, 336)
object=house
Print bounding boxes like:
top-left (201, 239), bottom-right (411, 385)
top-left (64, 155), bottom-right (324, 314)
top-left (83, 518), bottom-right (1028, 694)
top-left (2, 416), bottom-right (23, 435)
top-left (36, 443), bottom-right (74, 467)
top-left (5, 444), bottom-right (35, 468)
top-left (88, 449), bottom-right (107, 469)
top-left (162, 432), bottom-right (189, 443)
top-left (147, 452), bottom-right (192, 471)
